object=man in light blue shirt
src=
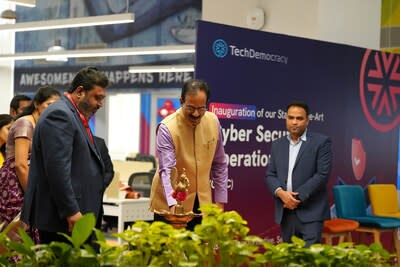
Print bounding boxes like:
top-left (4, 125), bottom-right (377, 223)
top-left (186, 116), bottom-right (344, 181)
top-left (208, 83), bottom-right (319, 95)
top-left (265, 101), bottom-right (332, 246)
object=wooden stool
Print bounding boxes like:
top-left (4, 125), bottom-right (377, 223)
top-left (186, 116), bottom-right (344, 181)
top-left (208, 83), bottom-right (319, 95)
top-left (322, 218), bottom-right (359, 245)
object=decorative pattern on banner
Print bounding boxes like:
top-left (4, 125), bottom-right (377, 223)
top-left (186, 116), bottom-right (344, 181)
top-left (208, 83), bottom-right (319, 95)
top-left (359, 49), bottom-right (400, 132)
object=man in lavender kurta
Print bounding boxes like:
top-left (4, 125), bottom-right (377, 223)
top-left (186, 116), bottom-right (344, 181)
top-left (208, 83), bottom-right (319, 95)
top-left (150, 79), bottom-right (228, 229)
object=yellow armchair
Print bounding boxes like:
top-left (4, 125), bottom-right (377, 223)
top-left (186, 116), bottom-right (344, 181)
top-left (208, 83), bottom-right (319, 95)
top-left (368, 184), bottom-right (400, 218)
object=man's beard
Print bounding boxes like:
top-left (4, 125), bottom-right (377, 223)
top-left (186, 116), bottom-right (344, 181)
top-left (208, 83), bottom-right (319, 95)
top-left (78, 99), bottom-right (96, 118)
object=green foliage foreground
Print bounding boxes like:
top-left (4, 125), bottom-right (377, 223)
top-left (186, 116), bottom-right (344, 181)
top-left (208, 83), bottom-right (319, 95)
top-left (0, 204), bottom-right (393, 266)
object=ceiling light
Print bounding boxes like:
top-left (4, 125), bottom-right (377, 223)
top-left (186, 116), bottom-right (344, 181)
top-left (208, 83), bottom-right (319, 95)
top-left (0, 0), bottom-right (35, 7)
top-left (0, 13), bottom-right (134, 32)
top-left (128, 64), bottom-right (194, 73)
top-left (0, 45), bottom-right (195, 61)
top-left (1, 9), bottom-right (16, 19)
top-left (45, 40), bottom-right (67, 62)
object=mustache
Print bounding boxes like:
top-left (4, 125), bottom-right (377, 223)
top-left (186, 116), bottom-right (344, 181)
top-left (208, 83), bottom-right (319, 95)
top-left (189, 115), bottom-right (201, 120)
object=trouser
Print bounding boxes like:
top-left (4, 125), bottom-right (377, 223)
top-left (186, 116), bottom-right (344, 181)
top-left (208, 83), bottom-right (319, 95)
top-left (39, 229), bottom-right (99, 252)
top-left (39, 230), bottom-right (70, 244)
top-left (280, 209), bottom-right (323, 247)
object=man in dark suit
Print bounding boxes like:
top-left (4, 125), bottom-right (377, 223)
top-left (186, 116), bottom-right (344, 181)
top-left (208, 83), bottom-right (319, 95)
top-left (265, 101), bottom-right (332, 247)
top-left (21, 67), bottom-right (109, 244)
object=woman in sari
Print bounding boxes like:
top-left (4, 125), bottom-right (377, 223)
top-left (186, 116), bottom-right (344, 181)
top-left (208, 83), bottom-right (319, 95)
top-left (0, 114), bottom-right (13, 168)
top-left (0, 86), bottom-right (60, 244)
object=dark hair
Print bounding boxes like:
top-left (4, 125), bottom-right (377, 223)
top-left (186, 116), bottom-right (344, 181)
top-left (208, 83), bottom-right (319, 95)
top-left (17, 86), bottom-right (61, 119)
top-left (0, 114), bottom-right (13, 159)
top-left (10, 94), bottom-right (31, 111)
top-left (180, 79), bottom-right (210, 103)
top-left (68, 66), bottom-right (109, 93)
top-left (286, 101), bottom-right (309, 116)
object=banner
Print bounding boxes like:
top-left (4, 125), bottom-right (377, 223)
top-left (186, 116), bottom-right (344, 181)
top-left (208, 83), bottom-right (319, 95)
top-left (196, 21), bottom-right (399, 238)
top-left (14, 65), bottom-right (193, 93)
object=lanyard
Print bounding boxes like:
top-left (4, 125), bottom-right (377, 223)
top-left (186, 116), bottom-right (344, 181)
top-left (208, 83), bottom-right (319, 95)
top-left (64, 92), bottom-right (94, 144)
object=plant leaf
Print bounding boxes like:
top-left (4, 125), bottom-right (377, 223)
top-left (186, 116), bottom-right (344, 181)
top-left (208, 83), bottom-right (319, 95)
top-left (93, 228), bottom-right (106, 242)
top-left (17, 227), bottom-right (34, 248)
top-left (83, 244), bottom-right (96, 255)
top-left (59, 232), bottom-right (74, 244)
top-left (71, 213), bottom-right (96, 248)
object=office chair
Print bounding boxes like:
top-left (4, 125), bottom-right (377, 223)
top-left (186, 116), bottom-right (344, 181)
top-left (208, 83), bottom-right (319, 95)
top-left (128, 171), bottom-right (154, 197)
top-left (132, 153), bottom-right (157, 169)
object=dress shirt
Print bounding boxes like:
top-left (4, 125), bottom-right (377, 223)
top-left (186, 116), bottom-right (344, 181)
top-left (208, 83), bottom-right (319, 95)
top-left (286, 130), bottom-right (307, 192)
top-left (157, 123), bottom-right (228, 206)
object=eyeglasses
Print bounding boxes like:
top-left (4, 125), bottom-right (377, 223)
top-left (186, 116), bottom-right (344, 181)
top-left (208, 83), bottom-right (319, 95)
top-left (184, 105), bottom-right (207, 113)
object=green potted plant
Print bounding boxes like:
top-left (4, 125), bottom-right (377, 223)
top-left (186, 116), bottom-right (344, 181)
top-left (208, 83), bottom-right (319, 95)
top-left (258, 236), bottom-right (392, 266)
top-left (0, 204), bottom-right (394, 266)
top-left (0, 214), bottom-right (99, 266)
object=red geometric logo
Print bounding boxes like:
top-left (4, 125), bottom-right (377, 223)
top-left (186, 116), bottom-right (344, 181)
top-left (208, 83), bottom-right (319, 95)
top-left (359, 49), bottom-right (400, 132)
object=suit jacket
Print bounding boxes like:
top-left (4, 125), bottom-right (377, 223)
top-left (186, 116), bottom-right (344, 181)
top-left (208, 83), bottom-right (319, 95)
top-left (265, 131), bottom-right (332, 224)
top-left (21, 96), bottom-right (105, 232)
top-left (93, 136), bottom-right (114, 228)
top-left (94, 136), bottom-right (114, 189)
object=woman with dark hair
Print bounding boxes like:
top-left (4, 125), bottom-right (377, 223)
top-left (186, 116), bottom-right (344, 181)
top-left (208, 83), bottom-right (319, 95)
top-left (0, 86), bottom-right (60, 244)
top-left (0, 114), bottom-right (13, 167)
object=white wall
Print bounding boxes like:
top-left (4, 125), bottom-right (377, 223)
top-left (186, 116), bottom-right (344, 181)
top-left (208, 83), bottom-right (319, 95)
top-left (202, 0), bottom-right (381, 49)
top-left (107, 92), bottom-right (141, 160)
top-left (317, 0), bottom-right (381, 49)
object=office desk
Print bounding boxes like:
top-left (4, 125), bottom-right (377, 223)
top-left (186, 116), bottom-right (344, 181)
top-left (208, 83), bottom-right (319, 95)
top-left (103, 197), bottom-right (154, 243)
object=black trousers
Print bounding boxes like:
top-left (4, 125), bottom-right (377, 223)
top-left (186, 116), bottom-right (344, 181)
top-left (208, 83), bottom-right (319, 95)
top-left (280, 209), bottom-right (323, 247)
top-left (39, 229), bottom-right (99, 252)
top-left (39, 230), bottom-right (70, 244)
top-left (153, 195), bottom-right (202, 231)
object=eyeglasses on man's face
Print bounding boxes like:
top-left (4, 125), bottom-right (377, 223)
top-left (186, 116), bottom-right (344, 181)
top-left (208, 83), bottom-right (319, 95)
top-left (183, 104), bottom-right (207, 114)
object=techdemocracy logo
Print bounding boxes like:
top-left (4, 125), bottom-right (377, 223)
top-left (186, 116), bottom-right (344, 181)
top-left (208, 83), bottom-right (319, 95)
top-left (212, 38), bottom-right (288, 64)
top-left (213, 39), bottom-right (228, 58)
